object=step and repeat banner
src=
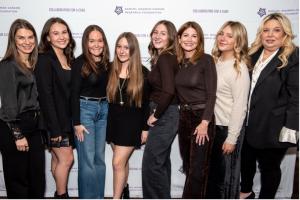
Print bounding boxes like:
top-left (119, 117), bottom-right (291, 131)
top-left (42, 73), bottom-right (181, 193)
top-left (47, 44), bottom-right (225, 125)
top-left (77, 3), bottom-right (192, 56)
top-left (0, 0), bottom-right (299, 198)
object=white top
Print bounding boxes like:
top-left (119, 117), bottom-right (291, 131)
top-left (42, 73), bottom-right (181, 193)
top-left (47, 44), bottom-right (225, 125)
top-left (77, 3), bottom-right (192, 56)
top-left (214, 58), bottom-right (250, 144)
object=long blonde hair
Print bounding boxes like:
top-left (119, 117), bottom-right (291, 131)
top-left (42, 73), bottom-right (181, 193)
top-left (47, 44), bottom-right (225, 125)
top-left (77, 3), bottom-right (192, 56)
top-left (212, 21), bottom-right (250, 74)
top-left (107, 32), bottom-right (143, 107)
top-left (148, 20), bottom-right (178, 65)
top-left (249, 12), bottom-right (296, 69)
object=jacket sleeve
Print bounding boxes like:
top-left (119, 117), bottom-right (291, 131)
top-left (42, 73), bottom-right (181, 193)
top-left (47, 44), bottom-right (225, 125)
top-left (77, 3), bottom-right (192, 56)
top-left (35, 55), bottom-right (62, 138)
top-left (71, 58), bottom-right (83, 126)
top-left (285, 48), bottom-right (299, 131)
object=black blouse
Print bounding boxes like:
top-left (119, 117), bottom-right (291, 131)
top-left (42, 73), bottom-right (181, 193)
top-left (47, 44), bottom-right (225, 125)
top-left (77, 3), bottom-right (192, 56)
top-left (0, 59), bottom-right (39, 130)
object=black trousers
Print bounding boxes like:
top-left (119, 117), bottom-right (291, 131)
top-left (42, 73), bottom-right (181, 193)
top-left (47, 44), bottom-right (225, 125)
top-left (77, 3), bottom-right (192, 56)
top-left (178, 109), bottom-right (215, 199)
top-left (206, 125), bottom-right (244, 199)
top-left (0, 113), bottom-right (45, 198)
top-left (240, 139), bottom-right (287, 199)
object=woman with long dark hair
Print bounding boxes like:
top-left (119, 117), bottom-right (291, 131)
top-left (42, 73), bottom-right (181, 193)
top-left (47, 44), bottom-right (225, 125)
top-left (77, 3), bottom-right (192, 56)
top-left (0, 19), bottom-right (45, 198)
top-left (35, 17), bottom-right (75, 198)
top-left (71, 25), bottom-right (110, 199)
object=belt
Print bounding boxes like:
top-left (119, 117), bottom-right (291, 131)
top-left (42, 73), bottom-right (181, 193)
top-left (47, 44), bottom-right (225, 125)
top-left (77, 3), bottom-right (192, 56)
top-left (80, 96), bottom-right (107, 102)
top-left (180, 103), bottom-right (206, 111)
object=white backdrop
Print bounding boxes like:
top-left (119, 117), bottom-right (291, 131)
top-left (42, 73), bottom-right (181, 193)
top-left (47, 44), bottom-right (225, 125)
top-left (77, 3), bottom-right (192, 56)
top-left (0, 0), bottom-right (298, 198)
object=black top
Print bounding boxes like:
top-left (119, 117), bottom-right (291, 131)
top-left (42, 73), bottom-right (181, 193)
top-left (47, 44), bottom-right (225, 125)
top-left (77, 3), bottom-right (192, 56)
top-left (0, 59), bottom-right (39, 130)
top-left (35, 47), bottom-right (73, 138)
top-left (71, 55), bottom-right (109, 125)
top-left (148, 53), bottom-right (179, 118)
top-left (175, 53), bottom-right (217, 121)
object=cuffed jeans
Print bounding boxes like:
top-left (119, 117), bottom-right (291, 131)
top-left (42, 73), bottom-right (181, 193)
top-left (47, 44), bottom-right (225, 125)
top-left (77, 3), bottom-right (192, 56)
top-left (142, 102), bottom-right (179, 199)
top-left (75, 99), bottom-right (108, 199)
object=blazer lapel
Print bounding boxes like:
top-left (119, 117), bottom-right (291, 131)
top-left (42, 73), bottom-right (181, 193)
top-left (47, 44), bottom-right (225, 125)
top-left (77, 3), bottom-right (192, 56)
top-left (48, 47), bottom-right (69, 98)
top-left (254, 50), bottom-right (281, 88)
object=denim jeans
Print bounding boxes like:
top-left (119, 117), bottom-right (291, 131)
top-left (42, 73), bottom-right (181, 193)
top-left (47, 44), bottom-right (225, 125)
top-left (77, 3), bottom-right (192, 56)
top-left (142, 102), bottom-right (179, 199)
top-left (75, 99), bottom-right (108, 199)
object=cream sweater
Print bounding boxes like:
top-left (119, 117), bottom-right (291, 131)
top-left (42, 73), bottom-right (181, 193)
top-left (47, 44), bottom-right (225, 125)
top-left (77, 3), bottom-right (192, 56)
top-left (214, 59), bottom-right (250, 144)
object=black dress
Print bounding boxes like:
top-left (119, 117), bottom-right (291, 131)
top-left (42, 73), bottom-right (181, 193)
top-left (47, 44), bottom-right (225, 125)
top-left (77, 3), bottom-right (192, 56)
top-left (106, 67), bottom-right (149, 147)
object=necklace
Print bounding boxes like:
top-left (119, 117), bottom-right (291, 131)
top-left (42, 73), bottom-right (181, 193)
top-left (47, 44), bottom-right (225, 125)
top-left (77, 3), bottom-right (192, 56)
top-left (118, 78), bottom-right (127, 106)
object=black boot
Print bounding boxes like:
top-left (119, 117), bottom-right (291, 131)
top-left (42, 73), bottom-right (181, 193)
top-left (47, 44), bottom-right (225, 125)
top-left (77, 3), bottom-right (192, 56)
top-left (54, 191), bottom-right (69, 199)
top-left (121, 184), bottom-right (130, 199)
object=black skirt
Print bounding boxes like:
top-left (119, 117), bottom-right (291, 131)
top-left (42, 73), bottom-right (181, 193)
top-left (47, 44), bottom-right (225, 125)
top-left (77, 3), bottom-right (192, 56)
top-left (106, 103), bottom-right (144, 148)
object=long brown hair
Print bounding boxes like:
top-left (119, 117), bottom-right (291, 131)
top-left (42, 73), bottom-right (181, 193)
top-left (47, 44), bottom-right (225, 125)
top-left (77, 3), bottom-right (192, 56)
top-left (38, 17), bottom-right (75, 66)
top-left (81, 25), bottom-right (110, 77)
top-left (212, 21), bottom-right (250, 74)
top-left (3, 18), bottom-right (38, 72)
top-left (249, 13), bottom-right (296, 69)
top-left (148, 20), bottom-right (178, 65)
top-left (107, 32), bottom-right (143, 107)
top-left (177, 21), bottom-right (204, 64)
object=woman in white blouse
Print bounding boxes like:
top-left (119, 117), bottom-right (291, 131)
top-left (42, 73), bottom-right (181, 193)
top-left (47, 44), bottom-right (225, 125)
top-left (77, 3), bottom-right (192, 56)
top-left (206, 21), bottom-right (250, 199)
top-left (240, 13), bottom-right (298, 199)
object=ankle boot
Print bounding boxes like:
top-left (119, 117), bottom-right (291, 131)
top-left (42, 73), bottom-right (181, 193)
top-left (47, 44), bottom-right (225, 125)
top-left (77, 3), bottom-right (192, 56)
top-left (121, 184), bottom-right (130, 199)
top-left (54, 191), bottom-right (69, 199)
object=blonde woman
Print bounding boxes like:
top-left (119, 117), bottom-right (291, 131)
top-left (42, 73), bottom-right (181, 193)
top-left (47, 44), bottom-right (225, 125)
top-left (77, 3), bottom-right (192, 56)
top-left (106, 32), bottom-right (149, 199)
top-left (206, 21), bottom-right (250, 199)
top-left (240, 13), bottom-right (298, 199)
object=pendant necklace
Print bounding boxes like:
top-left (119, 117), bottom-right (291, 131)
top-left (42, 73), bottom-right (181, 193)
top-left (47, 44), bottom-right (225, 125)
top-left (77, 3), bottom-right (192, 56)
top-left (118, 78), bottom-right (127, 106)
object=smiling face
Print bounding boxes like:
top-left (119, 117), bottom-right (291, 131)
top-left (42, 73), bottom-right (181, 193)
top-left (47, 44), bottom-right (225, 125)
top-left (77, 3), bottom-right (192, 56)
top-left (261, 19), bottom-right (285, 53)
top-left (179, 27), bottom-right (198, 57)
top-left (116, 37), bottom-right (130, 64)
top-left (88, 30), bottom-right (104, 61)
top-left (15, 28), bottom-right (35, 58)
top-left (151, 23), bottom-right (169, 52)
top-left (217, 25), bottom-right (235, 55)
top-left (47, 22), bottom-right (70, 51)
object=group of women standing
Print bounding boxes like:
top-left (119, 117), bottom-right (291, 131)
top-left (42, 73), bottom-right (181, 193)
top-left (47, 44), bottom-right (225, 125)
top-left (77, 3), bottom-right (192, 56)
top-left (0, 12), bottom-right (298, 199)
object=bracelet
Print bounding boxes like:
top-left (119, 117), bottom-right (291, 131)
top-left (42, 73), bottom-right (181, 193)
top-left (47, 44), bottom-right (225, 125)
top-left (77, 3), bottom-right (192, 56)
top-left (12, 129), bottom-right (24, 141)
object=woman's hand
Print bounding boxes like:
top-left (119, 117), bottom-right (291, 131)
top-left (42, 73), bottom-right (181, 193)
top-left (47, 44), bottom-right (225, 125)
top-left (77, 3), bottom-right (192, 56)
top-left (147, 114), bottom-right (158, 127)
top-left (74, 125), bottom-right (89, 142)
top-left (222, 142), bottom-right (236, 154)
top-left (141, 131), bottom-right (149, 144)
top-left (15, 137), bottom-right (29, 152)
top-left (194, 120), bottom-right (209, 145)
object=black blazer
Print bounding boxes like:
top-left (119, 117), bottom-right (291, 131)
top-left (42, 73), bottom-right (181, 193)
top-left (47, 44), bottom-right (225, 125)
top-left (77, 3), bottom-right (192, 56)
top-left (246, 47), bottom-right (299, 149)
top-left (35, 47), bottom-right (72, 138)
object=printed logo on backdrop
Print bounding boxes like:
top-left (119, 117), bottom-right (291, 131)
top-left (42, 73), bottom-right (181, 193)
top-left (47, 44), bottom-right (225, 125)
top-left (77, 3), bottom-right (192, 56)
top-left (257, 8), bottom-right (299, 17)
top-left (257, 8), bottom-right (266, 17)
top-left (72, 32), bottom-right (83, 39)
top-left (193, 8), bottom-right (229, 14)
top-left (0, 6), bottom-right (20, 13)
top-left (49, 7), bottom-right (85, 13)
top-left (115, 6), bottom-right (123, 15)
top-left (0, 33), bottom-right (8, 37)
top-left (114, 5), bottom-right (165, 15)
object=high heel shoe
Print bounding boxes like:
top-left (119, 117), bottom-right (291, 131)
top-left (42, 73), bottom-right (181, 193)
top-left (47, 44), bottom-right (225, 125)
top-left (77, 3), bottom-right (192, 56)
top-left (121, 184), bottom-right (130, 199)
top-left (245, 191), bottom-right (255, 199)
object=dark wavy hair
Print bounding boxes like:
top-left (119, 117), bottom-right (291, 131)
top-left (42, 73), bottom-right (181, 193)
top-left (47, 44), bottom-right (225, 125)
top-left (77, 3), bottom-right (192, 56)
top-left (38, 17), bottom-right (75, 66)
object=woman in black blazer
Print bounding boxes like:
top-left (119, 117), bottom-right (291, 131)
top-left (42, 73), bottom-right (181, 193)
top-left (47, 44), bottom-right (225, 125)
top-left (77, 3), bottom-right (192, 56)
top-left (240, 13), bottom-right (298, 199)
top-left (35, 17), bottom-right (76, 198)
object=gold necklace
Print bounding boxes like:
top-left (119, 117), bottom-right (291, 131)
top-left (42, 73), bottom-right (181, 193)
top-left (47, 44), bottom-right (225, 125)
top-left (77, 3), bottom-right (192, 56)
top-left (118, 78), bottom-right (127, 106)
